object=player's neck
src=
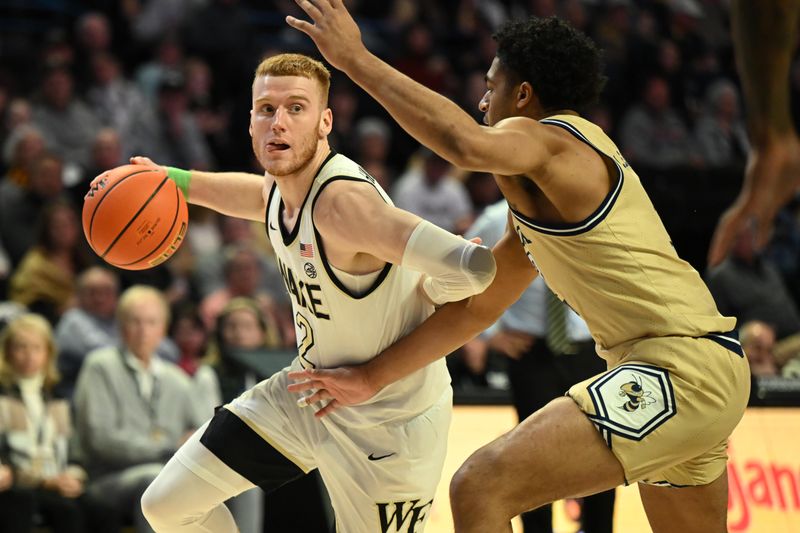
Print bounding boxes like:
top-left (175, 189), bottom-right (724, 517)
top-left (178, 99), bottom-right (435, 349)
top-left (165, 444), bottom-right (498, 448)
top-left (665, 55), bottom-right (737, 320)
top-left (274, 143), bottom-right (331, 212)
top-left (537, 108), bottom-right (579, 120)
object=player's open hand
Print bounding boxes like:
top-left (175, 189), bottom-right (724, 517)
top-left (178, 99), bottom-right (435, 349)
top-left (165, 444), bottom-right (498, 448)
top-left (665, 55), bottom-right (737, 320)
top-left (708, 135), bottom-right (800, 266)
top-left (285, 0), bottom-right (367, 72)
top-left (287, 365), bottom-right (379, 418)
top-left (88, 156), bottom-right (160, 189)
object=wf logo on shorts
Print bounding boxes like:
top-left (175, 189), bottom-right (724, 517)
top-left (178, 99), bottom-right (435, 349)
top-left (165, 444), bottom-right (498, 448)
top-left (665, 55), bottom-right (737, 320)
top-left (377, 498), bottom-right (433, 533)
top-left (618, 374), bottom-right (656, 412)
top-left (586, 364), bottom-right (676, 445)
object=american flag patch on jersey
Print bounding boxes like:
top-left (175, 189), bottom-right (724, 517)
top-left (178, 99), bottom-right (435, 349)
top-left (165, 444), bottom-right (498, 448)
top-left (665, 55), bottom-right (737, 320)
top-left (300, 242), bottom-right (314, 258)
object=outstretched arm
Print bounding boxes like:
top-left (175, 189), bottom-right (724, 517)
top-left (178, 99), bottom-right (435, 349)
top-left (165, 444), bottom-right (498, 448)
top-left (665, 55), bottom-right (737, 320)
top-left (129, 156), bottom-right (267, 222)
top-left (289, 217), bottom-right (536, 416)
top-left (708, 0), bottom-right (800, 265)
top-left (285, 0), bottom-right (556, 176)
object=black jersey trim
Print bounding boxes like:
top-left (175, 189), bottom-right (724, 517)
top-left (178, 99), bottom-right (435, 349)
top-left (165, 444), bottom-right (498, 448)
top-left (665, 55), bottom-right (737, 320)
top-left (278, 150), bottom-right (338, 246)
top-left (510, 118), bottom-right (624, 237)
top-left (311, 176), bottom-right (393, 300)
top-left (264, 180), bottom-right (278, 238)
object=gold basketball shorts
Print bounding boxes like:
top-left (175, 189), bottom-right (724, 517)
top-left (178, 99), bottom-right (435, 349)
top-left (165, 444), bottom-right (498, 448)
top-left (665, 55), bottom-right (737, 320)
top-left (567, 331), bottom-right (750, 487)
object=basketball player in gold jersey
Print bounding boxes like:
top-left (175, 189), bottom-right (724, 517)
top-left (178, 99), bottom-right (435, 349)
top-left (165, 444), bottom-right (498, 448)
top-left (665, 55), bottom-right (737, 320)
top-left (286, 3), bottom-right (750, 532)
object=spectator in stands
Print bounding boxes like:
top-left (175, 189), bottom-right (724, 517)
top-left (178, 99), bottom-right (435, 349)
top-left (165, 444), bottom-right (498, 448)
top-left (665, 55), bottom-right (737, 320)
top-left (393, 23), bottom-right (450, 93)
top-left (54, 266), bottom-right (118, 397)
top-left (0, 152), bottom-right (65, 268)
top-left (192, 216), bottom-right (282, 299)
top-left (619, 75), bottom-right (695, 168)
top-left (126, 0), bottom-right (196, 46)
top-left (706, 223), bottom-right (800, 340)
top-left (55, 267), bottom-right (178, 398)
top-left (0, 313), bottom-right (121, 532)
top-left (72, 127), bottom-right (125, 205)
top-left (9, 200), bottom-right (91, 324)
top-left (393, 148), bottom-right (474, 233)
top-left (74, 12), bottom-right (114, 89)
top-left (32, 65), bottom-right (101, 175)
top-left (207, 297), bottom-right (282, 402)
top-left (184, 57), bottom-right (232, 165)
top-left (4, 98), bottom-right (33, 141)
top-left (181, 0), bottom-right (252, 106)
top-left (2, 123), bottom-right (45, 187)
top-left (199, 244), bottom-right (285, 345)
top-left (86, 52), bottom-right (158, 159)
top-left (694, 79), bottom-right (749, 167)
top-left (147, 71), bottom-right (214, 171)
top-left (740, 320), bottom-right (779, 377)
top-left (75, 12), bottom-right (112, 57)
top-left (354, 116), bottom-right (395, 189)
top-left (169, 305), bottom-right (220, 419)
top-left (74, 286), bottom-right (204, 533)
top-left (135, 38), bottom-right (185, 103)
top-left (327, 81), bottom-right (359, 156)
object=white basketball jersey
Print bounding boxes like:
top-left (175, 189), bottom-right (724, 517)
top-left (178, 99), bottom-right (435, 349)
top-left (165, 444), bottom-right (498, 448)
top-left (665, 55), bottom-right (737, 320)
top-left (266, 151), bottom-right (451, 427)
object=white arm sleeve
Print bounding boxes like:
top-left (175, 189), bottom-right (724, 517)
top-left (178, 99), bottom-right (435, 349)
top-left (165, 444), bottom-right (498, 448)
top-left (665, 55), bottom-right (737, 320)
top-left (401, 220), bottom-right (496, 305)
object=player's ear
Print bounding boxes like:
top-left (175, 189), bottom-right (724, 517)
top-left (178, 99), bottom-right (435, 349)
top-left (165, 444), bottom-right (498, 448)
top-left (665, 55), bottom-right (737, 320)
top-left (319, 108), bottom-right (333, 138)
top-left (248, 110), bottom-right (253, 137)
top-left (516, 82), bottom-right (534, 109)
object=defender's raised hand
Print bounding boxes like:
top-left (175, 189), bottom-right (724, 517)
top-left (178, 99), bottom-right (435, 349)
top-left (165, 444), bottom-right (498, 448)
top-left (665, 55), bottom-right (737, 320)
top-left (286, 0), bottom-right (367, 72)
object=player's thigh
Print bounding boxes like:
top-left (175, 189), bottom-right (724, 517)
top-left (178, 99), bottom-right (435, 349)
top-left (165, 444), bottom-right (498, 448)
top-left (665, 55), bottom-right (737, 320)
top-left (452, 396), bottom-right (625, 517)
top-left (639, 471), bottom-right (728, 533)
top-left (317, 389), bottom-right (452, 533)
top-left (222, 369), bottom-right (324, 479)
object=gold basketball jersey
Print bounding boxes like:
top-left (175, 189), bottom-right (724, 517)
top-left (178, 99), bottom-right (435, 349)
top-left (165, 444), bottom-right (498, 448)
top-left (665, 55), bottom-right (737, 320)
top-left (510, 114), bottom-right (734, 363)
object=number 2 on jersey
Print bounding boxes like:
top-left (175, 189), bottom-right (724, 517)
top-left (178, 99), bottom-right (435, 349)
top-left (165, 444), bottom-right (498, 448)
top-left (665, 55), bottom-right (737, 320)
top-left (295, 312), bottom-right (316, 369)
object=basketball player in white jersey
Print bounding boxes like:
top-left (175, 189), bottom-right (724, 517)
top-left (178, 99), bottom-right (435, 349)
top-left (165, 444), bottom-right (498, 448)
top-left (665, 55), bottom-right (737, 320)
top-left (132, 53), bottom-right (496, 532)
top-left (287, 4), bottom-right (750, 532)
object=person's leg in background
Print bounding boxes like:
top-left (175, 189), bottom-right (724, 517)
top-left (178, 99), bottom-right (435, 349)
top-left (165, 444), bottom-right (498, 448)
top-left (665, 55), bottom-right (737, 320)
top-left (0, 487), bottom-right (35, 533)
top-left (556, 342), bottom-right (616, 533)
top-left (506, 341), bottom-right (564, 532)
top-left (34, 488), bottom-right (85, 533)
top-left (88, 463), bottom-right (165, 532)
top-left (225, 487), bottom-right (264, 533)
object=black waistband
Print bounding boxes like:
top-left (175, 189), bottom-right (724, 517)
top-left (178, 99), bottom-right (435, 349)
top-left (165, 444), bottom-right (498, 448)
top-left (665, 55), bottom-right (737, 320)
top-left (701, 330), bottom-right (744, 358)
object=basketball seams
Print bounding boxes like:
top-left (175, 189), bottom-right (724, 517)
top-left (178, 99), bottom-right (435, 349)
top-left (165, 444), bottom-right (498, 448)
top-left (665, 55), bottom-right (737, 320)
top-left (99, 175), bottom-right (171, 258)
top-left (117, 185), bottom-right (181, 267)
top-left (87, 168), bottom-right (156, 246)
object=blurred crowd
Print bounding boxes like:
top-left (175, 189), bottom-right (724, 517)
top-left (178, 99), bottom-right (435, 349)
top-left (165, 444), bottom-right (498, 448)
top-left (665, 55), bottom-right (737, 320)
top-left (1, 0), bottom-right (800, 531)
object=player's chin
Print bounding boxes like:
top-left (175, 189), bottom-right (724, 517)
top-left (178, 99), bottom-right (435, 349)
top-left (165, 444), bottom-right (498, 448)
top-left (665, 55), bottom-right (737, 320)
top-left (264, 160), bottom-right (299, 177)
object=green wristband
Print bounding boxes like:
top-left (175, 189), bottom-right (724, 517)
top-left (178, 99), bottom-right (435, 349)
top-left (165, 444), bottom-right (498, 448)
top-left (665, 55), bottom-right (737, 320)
top-left (166, 167), bottom-right (191, 200)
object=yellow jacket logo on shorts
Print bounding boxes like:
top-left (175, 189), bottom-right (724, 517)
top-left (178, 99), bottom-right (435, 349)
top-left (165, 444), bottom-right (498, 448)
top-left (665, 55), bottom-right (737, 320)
top-left (619, 374), bottom-right (656, 412)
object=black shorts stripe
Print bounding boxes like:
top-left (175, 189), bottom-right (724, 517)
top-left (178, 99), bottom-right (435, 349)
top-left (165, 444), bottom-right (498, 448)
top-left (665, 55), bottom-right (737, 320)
top-left (200, 407), bottom-right (305, 493)
top-left (702, 329), bottom-right (744, 357)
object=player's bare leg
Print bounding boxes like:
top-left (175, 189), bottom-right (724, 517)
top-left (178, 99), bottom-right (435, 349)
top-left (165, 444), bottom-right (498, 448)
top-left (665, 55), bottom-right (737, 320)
top-left (449, 397), bottom-right (625, 533)
top-left (639, 472), bottom-right (728, 533)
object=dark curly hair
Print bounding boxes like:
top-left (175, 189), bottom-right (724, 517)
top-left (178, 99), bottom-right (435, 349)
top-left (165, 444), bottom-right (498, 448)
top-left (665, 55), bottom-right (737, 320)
top-left (493, 16), bottom-right (606, 113)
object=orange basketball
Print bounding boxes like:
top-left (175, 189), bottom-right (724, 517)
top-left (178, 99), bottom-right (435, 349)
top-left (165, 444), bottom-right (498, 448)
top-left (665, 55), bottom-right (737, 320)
top-left (82, 164), bottom-right (188, 270)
